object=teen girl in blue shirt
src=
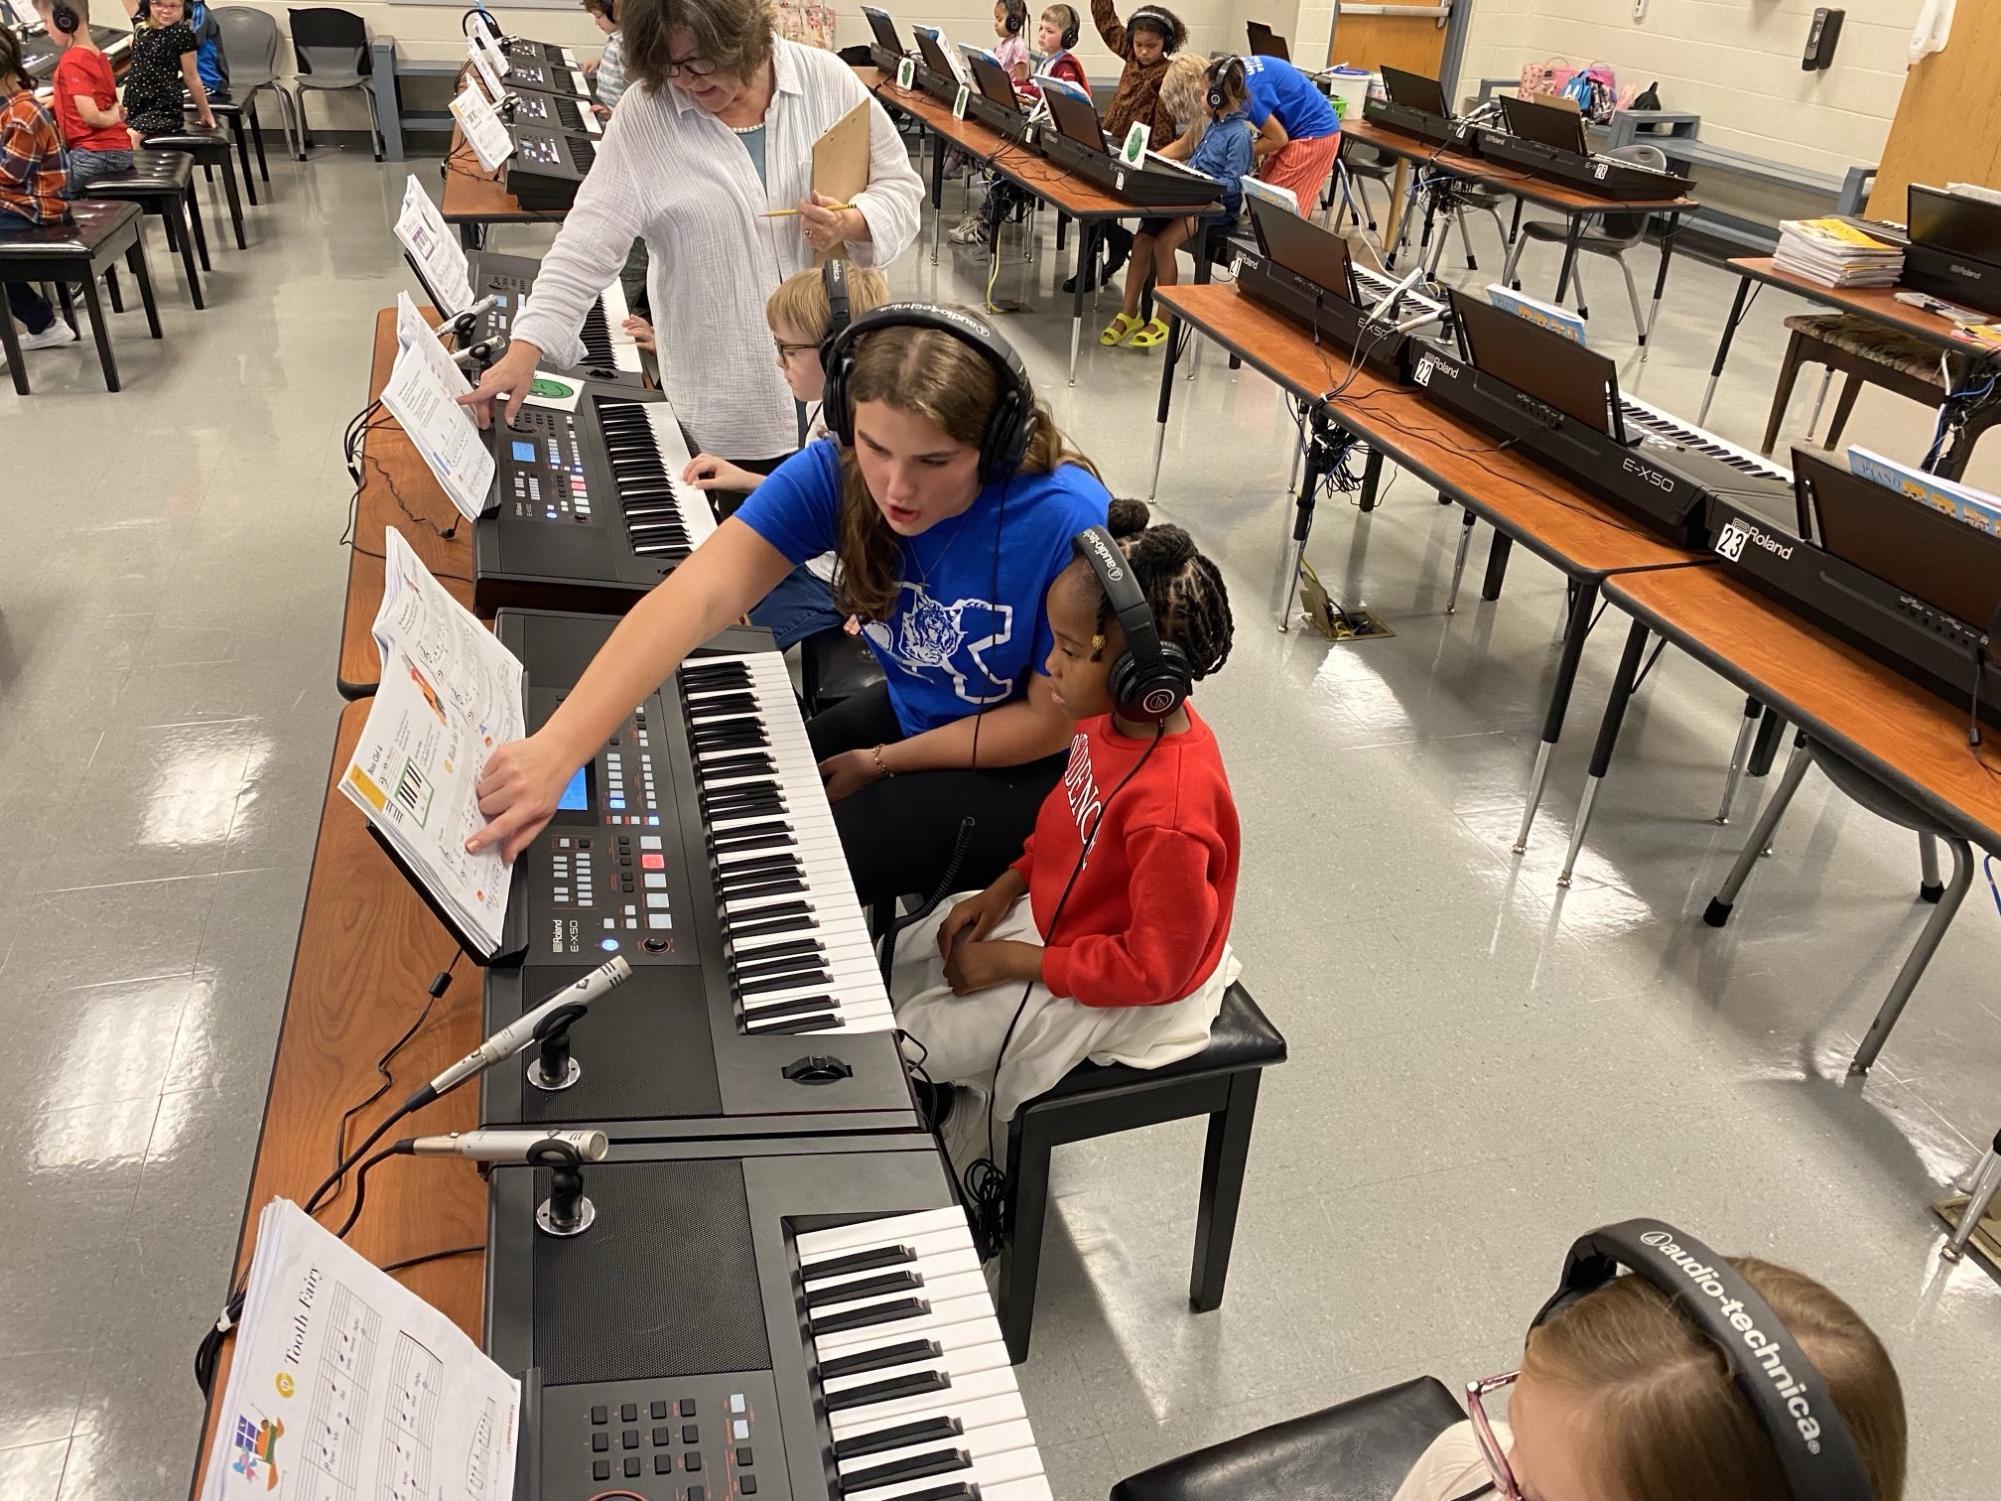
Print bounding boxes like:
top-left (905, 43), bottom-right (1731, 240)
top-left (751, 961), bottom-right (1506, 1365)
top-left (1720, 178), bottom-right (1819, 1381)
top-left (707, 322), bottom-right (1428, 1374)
top-left (467, 305), bottom-right (1110, 907)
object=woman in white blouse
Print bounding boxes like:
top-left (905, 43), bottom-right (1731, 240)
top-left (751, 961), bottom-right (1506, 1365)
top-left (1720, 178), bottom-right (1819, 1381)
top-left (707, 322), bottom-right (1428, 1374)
top-left (459, 0), bottom-right (926, 463)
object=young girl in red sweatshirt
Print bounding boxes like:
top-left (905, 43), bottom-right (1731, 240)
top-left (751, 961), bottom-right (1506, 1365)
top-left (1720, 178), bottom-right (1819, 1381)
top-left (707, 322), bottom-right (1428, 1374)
top-left (890, 500), bottom-right (1240, 1173)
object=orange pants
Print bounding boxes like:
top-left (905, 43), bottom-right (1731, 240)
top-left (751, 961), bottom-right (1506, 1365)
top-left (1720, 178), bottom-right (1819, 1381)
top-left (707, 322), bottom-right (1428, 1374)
top-left (1260, 131), bottom-right (1342, 209)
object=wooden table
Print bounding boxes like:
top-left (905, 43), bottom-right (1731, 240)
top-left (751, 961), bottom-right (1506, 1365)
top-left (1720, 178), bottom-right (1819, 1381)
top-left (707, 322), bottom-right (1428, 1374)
top-left (1153, 280), bottom-right (1706, 852)
top-left (339, 308), bottom-right (479, 698)
top-left (1339, 116), bottom-right (1699, 354)
top-left (860, 66), bottom-right (1223, 383)
top-left (187, 700), bottom-right (489, 1498)
top-left (440, 126), bottom-right (561, 249)
top-left (1698, 254), bottom-right (2001, 439)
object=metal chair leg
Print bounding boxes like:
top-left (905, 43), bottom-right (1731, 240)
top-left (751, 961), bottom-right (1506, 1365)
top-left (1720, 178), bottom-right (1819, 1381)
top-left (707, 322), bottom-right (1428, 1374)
top-left (1943, 1138), bottom-right (2001, 1262)
top-left (1618, 253), bottom-right (1646, 343)
top-left (1704, 736), bottom-right (1811, 926)
top-left (1850, 837), bottom-right (1971, 1075)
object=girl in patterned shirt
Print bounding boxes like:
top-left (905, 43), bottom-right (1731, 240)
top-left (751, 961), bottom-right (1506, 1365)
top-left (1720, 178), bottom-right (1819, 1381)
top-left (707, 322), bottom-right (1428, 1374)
top-left (118, 0), bottom-right (215, 143)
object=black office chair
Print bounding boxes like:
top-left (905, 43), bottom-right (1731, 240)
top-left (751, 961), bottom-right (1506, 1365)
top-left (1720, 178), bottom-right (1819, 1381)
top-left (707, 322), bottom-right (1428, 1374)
top-left (1111, 1376), bottom-right (1466, 1500)
top-left (287, 7), bottom-right (384, 160)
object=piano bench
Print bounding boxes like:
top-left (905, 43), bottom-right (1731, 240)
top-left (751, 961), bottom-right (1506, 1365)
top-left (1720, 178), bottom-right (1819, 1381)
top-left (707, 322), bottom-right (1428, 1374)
top-left (0, 199), bottom-right (159, 396)
top-left (1765, 313), bottom-right (2000, 482)
top-left (142, 126), bottom-right (247, 253)
top-left (1109, 1375), bottom-right (1463, 1501)
top-left (84, 150), bottom-right (207, 308)
top-left (997, 980), bottom-right (1286, 1364)
top-left (800, 627), bottom-right (885, 717)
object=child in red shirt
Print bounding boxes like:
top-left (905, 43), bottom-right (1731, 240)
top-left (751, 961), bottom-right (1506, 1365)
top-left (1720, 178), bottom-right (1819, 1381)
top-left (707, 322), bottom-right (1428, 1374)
top-left (32, 0), bottom-right (133, 194)
top-left (891, 500), bottom-right (1240, 1173)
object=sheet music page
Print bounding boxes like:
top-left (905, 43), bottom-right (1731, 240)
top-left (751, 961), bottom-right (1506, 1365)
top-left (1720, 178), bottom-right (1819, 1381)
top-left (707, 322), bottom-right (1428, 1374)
top-left (394, 176), bottom-right (473, 317)
top-left (341, 529), bottom-right (521, 955)
top-left (471, 21), bottom-right (511, 75)
top-left (378, 293), bottom-right (495, 523)
top-left (199, 1199), bottom-right (518, 1501)
top-left (465, 35), bottom-right (505, 105)
top-left (451, 85), bottom-right (514, 172)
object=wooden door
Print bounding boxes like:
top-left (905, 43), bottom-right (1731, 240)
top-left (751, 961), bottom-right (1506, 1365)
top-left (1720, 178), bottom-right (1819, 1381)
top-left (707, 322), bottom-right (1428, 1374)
top-left (1869, 3), bottom-right (2001, 221)
top-left (1326, 2), bottom-right (1449, 76)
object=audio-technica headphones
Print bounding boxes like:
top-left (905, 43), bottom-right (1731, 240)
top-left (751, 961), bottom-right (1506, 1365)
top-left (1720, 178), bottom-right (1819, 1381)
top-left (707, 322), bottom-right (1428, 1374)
top-left (1205, 56), bottom-right (1243, 112)
top-left (817, 256), bottom-right (850, 368)
top-left (1048, 2), bottom-right (1079, 48)
top-left (1533, 1220), bottom-right (1873, 1501)
top-left (51, 0), bottom-right (82, 34)
top-left (822, 302), bottom-right (1039, 486)
top-left (1071, 525), bottom-right (1192, 722)
top-left (1128, 4), bottom-right (1178, 50)
top-left (999, 0), bottom-right (1025, 36)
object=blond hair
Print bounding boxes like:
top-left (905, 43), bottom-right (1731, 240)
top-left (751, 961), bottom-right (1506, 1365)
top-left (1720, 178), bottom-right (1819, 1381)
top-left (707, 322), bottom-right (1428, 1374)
top-left (1522, 1256), bottom-right (1906, 1501)
top-left (1159, 52), bottom-right (1209, 134)
top-left (830, 317), bottom-right (1099, 622)
top-left (766, 264), bottom-right (891, 343)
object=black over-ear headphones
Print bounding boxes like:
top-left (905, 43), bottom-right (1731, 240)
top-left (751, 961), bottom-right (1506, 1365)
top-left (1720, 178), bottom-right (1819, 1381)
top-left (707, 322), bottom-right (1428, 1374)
top-left (822, 302), bottom-right (1039, 486)
top-left (1072, 525), bottom-right (1192, 721)
top-left (1206, 56), bottom-right (1243, 111)
top-left (818, 257), bottom-right (850, 367)
top-left (1129, 4), bottom-right (1176, 50)
top-left (1535, 1220), bottom-right (1873, 1501)
top-left (1000, 0), bottom-right (1025, 36)
top-left (1051, 3), bottom-right (1079, 48)
top-left (601, 0), bottom-right (615, 22)
top-left (52, 0), bottom-right (82, 34)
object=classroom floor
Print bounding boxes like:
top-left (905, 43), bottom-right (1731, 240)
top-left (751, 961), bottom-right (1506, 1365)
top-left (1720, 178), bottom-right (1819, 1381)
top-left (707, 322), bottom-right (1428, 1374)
top-left (3, 144), bottom-right (1999, 1501)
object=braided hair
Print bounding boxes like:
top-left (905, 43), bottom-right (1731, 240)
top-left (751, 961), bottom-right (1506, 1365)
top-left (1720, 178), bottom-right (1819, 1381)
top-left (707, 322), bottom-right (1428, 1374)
top-left (1093, 499), bottom-right (1235, 681)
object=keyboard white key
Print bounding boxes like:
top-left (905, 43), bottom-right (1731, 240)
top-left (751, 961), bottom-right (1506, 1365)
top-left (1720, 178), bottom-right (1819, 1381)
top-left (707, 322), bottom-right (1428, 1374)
top-left (1353, 264), bottom-right (1447, 326)
top-left (1621, 394), bottom-right (1794, 484)
top-left (596, 279), bottom-right (639, 370)
top-left (679, 652), bottom-right (895, 1035)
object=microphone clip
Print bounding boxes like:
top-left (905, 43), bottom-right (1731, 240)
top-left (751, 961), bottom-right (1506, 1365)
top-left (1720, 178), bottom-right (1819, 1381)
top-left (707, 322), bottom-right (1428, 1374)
top-left (524, 1001), bottom-right (588, 1092)
top-left (531, 1140), bottom-right (595, 1237)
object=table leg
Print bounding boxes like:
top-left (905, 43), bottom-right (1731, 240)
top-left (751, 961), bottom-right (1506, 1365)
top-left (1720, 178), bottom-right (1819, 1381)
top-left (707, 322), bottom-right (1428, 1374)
top-left (1713, 697), bottom-right (1762, 824)
top-left (1150, 312), bottom-right (1182, 500)
top-left (1553, 213), bottom-right (1584, 305)
top-left (1279, 407), bottom-right (1336, 633)
top-left (1636, 209), bottom-right (1679, 368)
top-left (1446, 508), bottom-right (1476, 614)
top-left (79, 271), bottom-right (120, 392)
top-left (1505, 194), bottom-right (1523, 251)
top-left (1698, 271), bottom-right (1754, 427)
top-left (0, 302), bottom-right (28, 394)
top-left (1557, 619), bottom-right (1650, 886)
top-left (1480, 530), bottom-right (1512, 601)
top-left (930, 131), bottom-right (945, 266)
top-left (129, 240), bottom-right (162, 338)
top-left (1068, 221), bottom-right (1097, 387)
top-left (1356, 447), bottom-right (1384, 512)
top-left (1513, 577), bottom-right (1599, 855)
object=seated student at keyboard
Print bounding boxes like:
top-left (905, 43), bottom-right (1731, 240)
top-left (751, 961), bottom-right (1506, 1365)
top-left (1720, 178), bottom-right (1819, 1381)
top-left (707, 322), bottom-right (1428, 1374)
top-left (30, 0), bottom-right (131, 195)
top-left (891, 502), bottom-right (1240, 1172)
top-left (681, 261), bottom-right (891, 647)
top-left (467, 305), bottom-right (1111, 912)
top-left (1064, 0), bottom-right (1185, 293)
top-left (1392, 1250), bottom-right (1905, 1501)
top-left (1100, 58), bottom-right (1257, 351)
top-left (117, 0), bottom-right (213, 142)
top-left (0, 25), bottom-right (79, 353)
top-left (1239, 52), bottom-right (1341, 207)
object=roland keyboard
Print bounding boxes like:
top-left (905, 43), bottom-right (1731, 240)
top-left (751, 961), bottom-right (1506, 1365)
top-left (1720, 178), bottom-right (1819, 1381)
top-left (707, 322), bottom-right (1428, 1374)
top-left (500, 51), bottom-right (593, 99)
top-left (505, 125), bottom-right (596, 210)
top-left (475, 382), bottom-right (714, 613)
top-left (482, 611), bottom-right (914, 1139)
top-left (467, 248), bottom-right (645, 382)
top-left (1473, 127), bottom-right (1692, 201)
top-left (503, 37), bottom-right (579, 72)
top-left (1618, 395), bottom-right (1793, 489)
top-left (507, 86), bottom-right (602, 141)
top-left (1035, 128), bottom-right (1227, 209)
top-left (486, 1135), bottom-right (1051, 1501)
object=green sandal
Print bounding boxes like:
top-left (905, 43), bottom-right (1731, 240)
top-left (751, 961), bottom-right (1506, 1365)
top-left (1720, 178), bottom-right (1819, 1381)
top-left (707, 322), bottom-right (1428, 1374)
top-left (1128, 316), bottom-right (1171, 350)
top-left (1099, 312), bottom-right (1141, 346)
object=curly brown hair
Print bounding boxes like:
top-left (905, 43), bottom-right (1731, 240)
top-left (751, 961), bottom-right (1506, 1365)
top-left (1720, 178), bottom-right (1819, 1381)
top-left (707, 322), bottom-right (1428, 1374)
top-left (829, 320), bottom-right (1100, 623)
top-left (1073, 499), bottom-right (1234, 681)
top-left (622, 0), bottom-right (776, 95)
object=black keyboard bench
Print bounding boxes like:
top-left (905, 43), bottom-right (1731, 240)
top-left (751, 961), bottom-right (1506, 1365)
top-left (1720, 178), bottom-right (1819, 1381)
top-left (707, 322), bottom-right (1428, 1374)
top-left (83, 151), bottom-right (206, 309)
top-left (145, 124), bottom-right (247, 252)
top-left (0, 199), bottom-right (160, 394)
top-left (997, 979), bottom-right (1286, 1362)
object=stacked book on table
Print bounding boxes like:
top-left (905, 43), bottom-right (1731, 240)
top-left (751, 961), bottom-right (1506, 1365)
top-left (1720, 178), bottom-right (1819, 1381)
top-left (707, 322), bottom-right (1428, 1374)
top-left (1774, 217), bottom-right (1905, 288)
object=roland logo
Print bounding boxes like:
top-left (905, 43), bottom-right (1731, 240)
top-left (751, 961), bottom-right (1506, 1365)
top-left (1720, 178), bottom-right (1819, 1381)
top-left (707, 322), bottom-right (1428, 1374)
top-left (1948, 262), bottom-right (1983, 281)
top-left (1713, 517), bottom-right (1794, 563)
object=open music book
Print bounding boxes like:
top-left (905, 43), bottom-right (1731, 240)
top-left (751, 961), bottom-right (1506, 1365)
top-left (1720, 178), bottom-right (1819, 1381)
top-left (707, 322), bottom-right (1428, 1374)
top-left (340, 528), bottom-right (524, 958)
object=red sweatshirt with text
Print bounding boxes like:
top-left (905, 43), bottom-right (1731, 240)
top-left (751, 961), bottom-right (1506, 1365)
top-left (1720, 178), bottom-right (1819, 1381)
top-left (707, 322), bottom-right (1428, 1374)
top-left (1010, 708), bottom-right (1239, 1007)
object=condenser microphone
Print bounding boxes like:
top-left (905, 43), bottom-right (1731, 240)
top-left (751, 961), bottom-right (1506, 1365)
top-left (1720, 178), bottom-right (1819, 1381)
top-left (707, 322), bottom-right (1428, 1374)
top-left (1366, 264), bottom-right (1427, 323)
top-left (409, 957), bottom-right (632, 1106)
top-left (401, 1129), bottom-right (610, 1162)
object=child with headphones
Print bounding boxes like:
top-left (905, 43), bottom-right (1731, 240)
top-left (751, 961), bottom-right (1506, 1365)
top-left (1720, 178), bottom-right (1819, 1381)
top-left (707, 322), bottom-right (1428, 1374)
top-left (680, 260), bottom-right (890, 648)
top-left (1392, 1222), bottom-right (1906, 1501)
top-left (578, 0), bottom-right (626, 114)
top-left (990, 0), bottom-right (1030, 84)
top-left (1034, 4), bottom-right (1086, 91)
top-left (1063, 0), bottom-right (1186, 293)
top-left (467, 304), bottom-right (1112, 913)
top-left (891, 500), bottom-right (1240, 1171)
top-left (29, 0), bottom-right (129, 195)
top-left (946, 0), bottom-right (1033, 246)
top-left (1099, 57), bottom-right (1257, 350)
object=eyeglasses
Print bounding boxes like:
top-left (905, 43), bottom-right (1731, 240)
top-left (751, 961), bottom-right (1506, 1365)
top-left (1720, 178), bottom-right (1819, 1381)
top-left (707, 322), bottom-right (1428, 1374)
top-left (1466, 1371), bottom-right (1523, 1501)
top-left (663, 52), bottom-right (719, 77)
top-left (773, 338), bottom-right (818, 360)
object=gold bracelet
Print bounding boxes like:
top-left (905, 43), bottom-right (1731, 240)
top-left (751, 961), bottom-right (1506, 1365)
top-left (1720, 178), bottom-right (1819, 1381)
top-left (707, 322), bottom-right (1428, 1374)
top-left (870, 743), bottom-right (895, 779)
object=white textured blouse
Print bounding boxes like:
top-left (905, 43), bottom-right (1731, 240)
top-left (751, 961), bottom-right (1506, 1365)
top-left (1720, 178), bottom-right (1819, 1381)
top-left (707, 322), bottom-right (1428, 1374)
top-left (509, 36), bottom-right (925, 460)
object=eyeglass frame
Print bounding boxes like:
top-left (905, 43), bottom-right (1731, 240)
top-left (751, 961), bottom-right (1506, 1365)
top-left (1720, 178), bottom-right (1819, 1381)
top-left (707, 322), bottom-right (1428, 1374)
top-left (1466, 1370), bottom-right (1523, 1501)
top-left (773, 337), bottom-right (819, 361)
top-left (663, 50), bottom-right (720, 77)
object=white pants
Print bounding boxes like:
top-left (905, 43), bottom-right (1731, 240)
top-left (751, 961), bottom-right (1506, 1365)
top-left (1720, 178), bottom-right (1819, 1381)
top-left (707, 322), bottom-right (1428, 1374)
top-left (890, 892), bottom-right (1239, 1135)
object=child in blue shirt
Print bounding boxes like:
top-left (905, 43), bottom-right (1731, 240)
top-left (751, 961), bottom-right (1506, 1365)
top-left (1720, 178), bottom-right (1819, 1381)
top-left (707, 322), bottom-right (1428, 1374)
top-left (1101, 57), bottom-right (1256, 351)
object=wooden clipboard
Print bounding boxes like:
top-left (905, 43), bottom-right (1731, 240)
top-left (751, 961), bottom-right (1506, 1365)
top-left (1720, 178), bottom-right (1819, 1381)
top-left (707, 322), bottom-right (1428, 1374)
top-left (811, 99), bottom-right (871, 264)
